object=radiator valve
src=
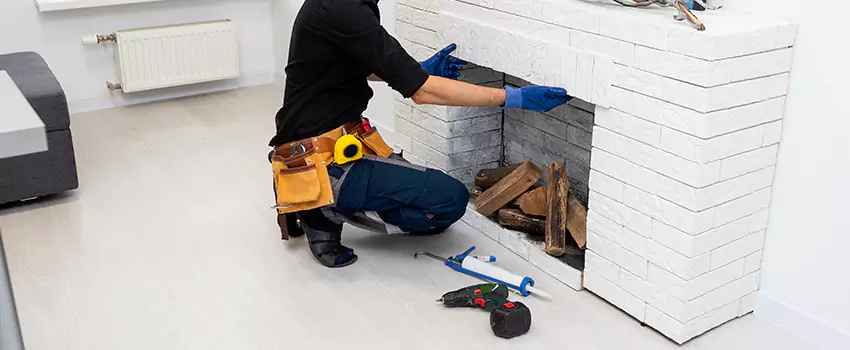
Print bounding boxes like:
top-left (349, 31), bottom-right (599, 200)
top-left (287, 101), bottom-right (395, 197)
top-left (82, 34), bottom-right (116, 45)
top-left (106, 82), bottom-right (123, 91)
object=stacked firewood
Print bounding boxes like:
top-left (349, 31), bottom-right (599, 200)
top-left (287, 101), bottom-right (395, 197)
top-left (472, 161), bottom-right (587, 257)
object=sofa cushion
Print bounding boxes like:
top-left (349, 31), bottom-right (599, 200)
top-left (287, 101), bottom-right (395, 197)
top-left (0, 129), bottom-right (79, 204)
top-left (0, 52), bottom-right (70, 132)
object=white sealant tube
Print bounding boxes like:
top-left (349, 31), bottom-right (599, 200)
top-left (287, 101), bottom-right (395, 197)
top-left (460, 257), bottom-right (550, 298)
top-left (525, 286), bottom-right (552, 299)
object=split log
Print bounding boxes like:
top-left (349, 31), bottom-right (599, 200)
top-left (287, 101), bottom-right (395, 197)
top-left (567, 192), bottom-right (588, 249)
top-left (499, 209), bottom-right (546, 236)
top-left (476, 161), bottom-right (541, 216)
top-left (515, 186), bottom-right (548, 217)
top-left (474, 163), bottom-right (521, 190)
top-left (545, 162), bottom-right (568, 256)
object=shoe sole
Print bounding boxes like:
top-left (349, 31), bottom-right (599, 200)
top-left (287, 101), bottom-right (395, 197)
top-left (314, 254), bottom-right (358, 268)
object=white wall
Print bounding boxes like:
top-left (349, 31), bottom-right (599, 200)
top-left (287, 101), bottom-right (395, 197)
top-left (721, 1), bottom-right (850, 349)
top-left (0, 0), bottom-right (274, 113)
top-left (270, 0), bottom-right (399, 143)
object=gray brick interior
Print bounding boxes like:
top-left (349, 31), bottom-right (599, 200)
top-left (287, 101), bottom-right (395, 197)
top-left (502, 75), bottom-right (595, 206)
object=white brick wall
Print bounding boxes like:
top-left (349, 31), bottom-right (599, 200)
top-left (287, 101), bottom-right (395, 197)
top-left (395, 0), bottom-right (795, 343)
top-left (397, 21), bottom-right (439, 49)
top-left (588, 170), bottom-right (625, 202)
top-left (659, 126), bottom-right (764, 164)
top-left (399, 38), bottom-right (436, 61)
top-left (763, 120), bottom-right (784, 145)
top-left (397, 3), bottom-right (439, 30)
top-left (646, 300), bottom-right (740, 344)
top-left (669, 22), bottom-right (797, 60)
top-left (595, 107), bottom-right (661, 147)
top-left (633, 47), bottom-right (794, 88)
top-left (643, 236), bottom-right (711, 280)
top-left (610, 90), bottom-right (786, 140)
top-left (650, 215), bottom-right (758, 258)
top-left (584, 271), bottom-right (647, 320)
top-left (589, 191), bottom-right (652, 237)
top-left (398, 0), bottom-right (438, 13)
top-left (593, 126), bottom-right (722, 187)
top-left (738, 292), bottom-right (758, 316)
top-left (648, 259), bottom-right (745, 301)
top-left (614, 66), bottom-right (790, 114)
top-left (587, 231), bottom-right (648, 279)
top-left (585, 250), bottom-right (619, 282)
top-left (410, 139), bottom-right (501, 171)
top-left (745, 250), bottom-right (763, 274)
top-left (720, 145), bottom-right (780, 180)
top-left (599, 11), bottom-right (666, 50)
top-left (571, 30), bottom-right (634, 65)
top-left (540, 0), bottom-right (599, 33)
top-left (400, 109), bottom-right (501, 139)
top-left (709, 230), bottom-right (767, 270)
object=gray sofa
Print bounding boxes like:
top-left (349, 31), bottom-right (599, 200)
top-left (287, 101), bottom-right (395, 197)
top-left (0, 52), bottom-right (78, 204)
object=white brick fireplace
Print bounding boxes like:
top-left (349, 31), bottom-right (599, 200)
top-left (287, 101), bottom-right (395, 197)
top-left (392, 0), bottom-right (797, 344)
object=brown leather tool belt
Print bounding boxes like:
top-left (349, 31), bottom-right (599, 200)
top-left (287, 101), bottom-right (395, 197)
top-left (269, 119), bottom-right (394, 216)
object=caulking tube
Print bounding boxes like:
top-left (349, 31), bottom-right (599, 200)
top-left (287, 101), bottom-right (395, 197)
top-left (459, 257), bottom-right (551, 299)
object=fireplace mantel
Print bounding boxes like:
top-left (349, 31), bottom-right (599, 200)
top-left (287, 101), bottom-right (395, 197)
top-left (393, 0), bottom-right (797, 343)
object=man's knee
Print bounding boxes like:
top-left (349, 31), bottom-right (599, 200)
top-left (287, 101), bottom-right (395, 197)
top-left (430, 173), bottom-right (469, 228)
top-left (446, 178), bottom-right (469, 222)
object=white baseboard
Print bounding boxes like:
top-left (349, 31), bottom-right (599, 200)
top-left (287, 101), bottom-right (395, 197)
top-left (757, 292), bottom-right (850, 350)
top-left (69, 70), bottom-right (274, 114)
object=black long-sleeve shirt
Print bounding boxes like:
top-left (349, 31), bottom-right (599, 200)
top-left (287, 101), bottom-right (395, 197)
top-left (269, 0), bottom-right (430, 146)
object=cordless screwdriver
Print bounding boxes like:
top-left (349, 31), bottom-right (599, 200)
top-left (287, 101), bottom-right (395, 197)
top-left (437, 284), bottom-right (532, 339)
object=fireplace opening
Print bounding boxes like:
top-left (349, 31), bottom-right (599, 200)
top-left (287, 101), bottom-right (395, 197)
top-left (495, 74), bottom-right (595, 272)
top-left (502, 75), bottom-right (595, 207)
top-left (460, 71), bottom-right (594, 273)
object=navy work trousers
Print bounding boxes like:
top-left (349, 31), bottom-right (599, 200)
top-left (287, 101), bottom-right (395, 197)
top-left (298, 156), bottom-right (469, 234)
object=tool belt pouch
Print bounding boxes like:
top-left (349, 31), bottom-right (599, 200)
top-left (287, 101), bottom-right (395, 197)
top-left (358, 128), bottom-right (394, 158)
top-left (272, 148), bottom-right (335, 215)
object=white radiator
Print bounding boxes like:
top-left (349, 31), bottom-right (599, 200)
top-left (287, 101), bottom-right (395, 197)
top-left (115, 20), bottom-right (240, 93)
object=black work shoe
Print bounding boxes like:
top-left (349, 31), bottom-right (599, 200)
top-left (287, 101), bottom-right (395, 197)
top-left (302, 221), bottom-right (358, 268)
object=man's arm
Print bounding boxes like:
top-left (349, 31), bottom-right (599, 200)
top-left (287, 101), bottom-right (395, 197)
top-left (411, 75), bottom-right (572, 112)
top-left (411, 76), bottom-right (506, 106)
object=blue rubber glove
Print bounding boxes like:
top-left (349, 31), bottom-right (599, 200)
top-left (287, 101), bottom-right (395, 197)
top-left (502, 86), bottom-right (574, 113)
top-left (420, 43), bottom-right (466, 80)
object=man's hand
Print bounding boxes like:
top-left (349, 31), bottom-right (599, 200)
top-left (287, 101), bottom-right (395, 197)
top-left (502, 86), bottom-right (573, 113)
top-left (420, 44), bottom-right (466, 80)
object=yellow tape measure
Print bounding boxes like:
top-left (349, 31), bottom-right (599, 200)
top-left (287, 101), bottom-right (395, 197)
top-left (334, 134), bottom-right (363, 165)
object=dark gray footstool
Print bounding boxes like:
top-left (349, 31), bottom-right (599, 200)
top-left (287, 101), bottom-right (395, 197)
top-left (0, 52), bottom-right (79, 204)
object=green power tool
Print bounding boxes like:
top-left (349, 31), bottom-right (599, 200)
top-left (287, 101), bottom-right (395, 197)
top-left (437, 284), bottom-right (532, 339)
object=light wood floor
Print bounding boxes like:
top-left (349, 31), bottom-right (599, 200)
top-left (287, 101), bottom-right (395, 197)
top-left (0, 85), bottom-right (814, 350)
